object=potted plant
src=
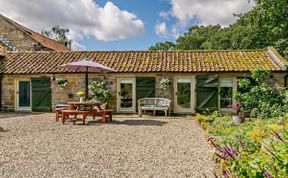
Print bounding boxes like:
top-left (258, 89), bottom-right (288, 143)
top-left (159, 78), bottom-right (171, 91)
top-left (88, 79), bottom-right (113, 109)
top-left (228, 103), bottom-right (245, 125)
top-left (76, 90), bottom-right (85, 102)
top-left (56, 78), bottom-right (68, 89)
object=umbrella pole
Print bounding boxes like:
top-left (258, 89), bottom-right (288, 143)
top-left (85, 67), bottom-right (89, 101)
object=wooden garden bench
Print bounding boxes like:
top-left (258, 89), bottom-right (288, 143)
top-left (138, 98), bottom-right (171, 117)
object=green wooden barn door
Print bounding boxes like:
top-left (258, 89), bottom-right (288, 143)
top-left (136, 77), bottom-right (155, 108)
top-left (31, 77), bottom-right (51, 112)
top-left (196, 74), bottom-right (218, 112)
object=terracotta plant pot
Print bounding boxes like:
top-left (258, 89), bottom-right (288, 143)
top-left (232, 115), bottom-right (245, 125)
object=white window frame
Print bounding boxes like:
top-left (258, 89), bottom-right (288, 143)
top-left (117, 78), bottom-right (136, 113)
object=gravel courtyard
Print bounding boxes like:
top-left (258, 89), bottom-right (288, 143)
top-left (0, 113), bottom-right (216, 178)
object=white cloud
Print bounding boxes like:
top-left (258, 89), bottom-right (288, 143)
top-left (155, 22), bottom-right (179, 39)
top-left (0, 0), bottom-right (145, 49)
top-left (159, 11), bottom-right (170, 20)
top-left (170, 0), bottom-right (255, 26)
top-left (171, 25), bottom-right (179, 39)
top-left (155, 22), bottom-right (168, 37)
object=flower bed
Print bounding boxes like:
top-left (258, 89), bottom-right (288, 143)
top-left (197, 113), bottom-right (288, 177)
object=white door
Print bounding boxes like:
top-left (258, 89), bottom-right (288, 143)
top-left (117, 78), bottom-right (136, 112)
top-left (16, 79), bottom-right (32, 111)
top-left (174, 77), bottom-right (194, 113)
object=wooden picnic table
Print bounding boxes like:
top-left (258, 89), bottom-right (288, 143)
top-left (63, 101), bottom-right (113, 124)
top-left (67, 101), bottom-right (101, 111)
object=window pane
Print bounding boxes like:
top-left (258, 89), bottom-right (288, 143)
top-left (220, 79), bottom-right (233, 87)
top-left (177, 82), bottom-right (191, 108)
top-left (220, 87), bottom-right (233, 108)
top-left (120, 82), bottom-right (133, 108)
top-left (19, 81), bottom-right (30, 107)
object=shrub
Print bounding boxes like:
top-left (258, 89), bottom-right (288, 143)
top-left (248, 128), bottom-right (264, 142)
top-left (88, 79), bottom-right (113, 103)
top-left (235, 69), bottom-right (287, 119)
top-left (230, 131), bottom-right (288, 177)
top-left (210, 130), bottom-right (288, 177)
top-left (196, 114), bottom-right (208, 124)
top-left (209, 115), bottom-right (235, 129)
top-left (206, 112), bottom-right (288, 177)
top-left (201, 122), bottom-right (209, 130)
top-left (208, 111), bottom-right (222, 123)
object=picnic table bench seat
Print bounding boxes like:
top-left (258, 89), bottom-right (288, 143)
top-left (61, 110), bottom-right (89, 125)
top-left (92, 109), bottom-right (114, 123)
top-left (138, 98), bottom-right (171, 117)
top-left (55, 107), bottom-right (67, 122)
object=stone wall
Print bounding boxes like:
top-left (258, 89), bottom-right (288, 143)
top-left (1, 75), bottom-right (15, 111)
top-left (0, 15), bottom-right (50, 51)
top-left (1, 72), bottom-right (286, 112)
top-left (154, 74), bottom-right (175, 111)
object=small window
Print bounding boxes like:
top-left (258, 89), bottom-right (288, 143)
top-left (220, 79), bottom-right (233, 108)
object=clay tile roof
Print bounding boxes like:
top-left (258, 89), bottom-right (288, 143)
top-left (1, 14), bottom-right (69, 51)
top-left (1, 47), bottom-right (287, 74)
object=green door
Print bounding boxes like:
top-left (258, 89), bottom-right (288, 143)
top-left (31, 77), bottom-right (51, 112)
top-left (196, 74), bottom-right (218, 112)
top-left (136, 77), bottom-right (155, 108)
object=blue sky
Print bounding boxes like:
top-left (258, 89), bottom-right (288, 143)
top-left (0, 0), bottom-right (255, 51)
top-left (84, 0), bottom-right (176, 50)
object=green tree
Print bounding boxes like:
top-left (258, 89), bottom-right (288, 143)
top-left (41, 25), bottom-right (72, 48)
top-left (174, 25), bottom-right (221, 50)
top-left (148, 41), bottom-right (175, 51)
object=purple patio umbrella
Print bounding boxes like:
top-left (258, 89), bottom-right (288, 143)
top-left (59, 59), bottom-right (116, 100)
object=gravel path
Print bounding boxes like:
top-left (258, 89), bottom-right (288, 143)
top-left (0, 113), bottom-right (215, 177)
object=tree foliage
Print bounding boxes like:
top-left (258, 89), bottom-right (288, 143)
top-left (149, 0), bottom-right (288, 58)
top-left (41, 25), bottom-right (72, 48)
top-left (175, 25), bottom-right (221, 50)
top-left (149, 41), bottom-right (175, 51)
